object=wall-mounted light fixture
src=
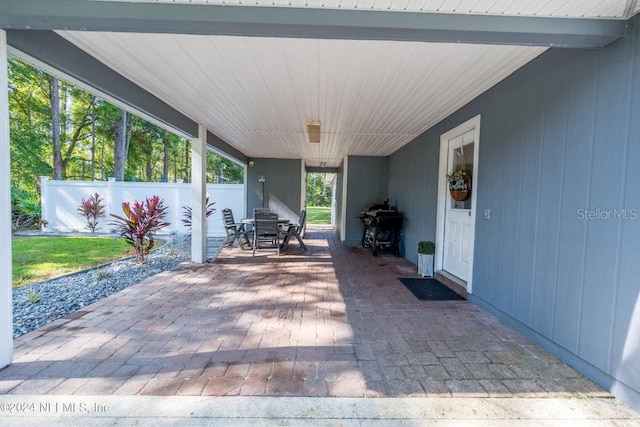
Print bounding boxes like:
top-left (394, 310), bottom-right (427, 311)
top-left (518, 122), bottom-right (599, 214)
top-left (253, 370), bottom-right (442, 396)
top-left (258, 175), bottom-right (266, 183)
top-left (248, 161), bottom-right (255, 168)
top-left (307, 120), bottom-right (320, 143)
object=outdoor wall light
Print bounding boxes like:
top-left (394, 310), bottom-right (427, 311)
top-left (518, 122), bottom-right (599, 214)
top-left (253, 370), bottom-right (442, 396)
top-left (248, 161), bottom-right (255, 168)
top-left (307, 120), bottom-right (320, 143)
top-left (258, 175), bottom-right (266, 183)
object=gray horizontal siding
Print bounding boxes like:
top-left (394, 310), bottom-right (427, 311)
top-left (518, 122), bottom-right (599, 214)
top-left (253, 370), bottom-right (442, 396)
top-left (344, 156), bottom-right (389, 245)
top-left (389, 15), bottom-right (640, 407)
top-left (246, 158), bottom-right (301, 222)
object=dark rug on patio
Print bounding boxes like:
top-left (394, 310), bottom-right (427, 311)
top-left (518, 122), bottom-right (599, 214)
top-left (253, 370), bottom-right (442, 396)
top-left (398, 278), bottom-right (466, 301)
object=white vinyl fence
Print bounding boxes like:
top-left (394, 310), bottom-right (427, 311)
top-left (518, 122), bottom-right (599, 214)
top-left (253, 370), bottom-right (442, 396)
top-left (40, 177), bottom-right (245, 237)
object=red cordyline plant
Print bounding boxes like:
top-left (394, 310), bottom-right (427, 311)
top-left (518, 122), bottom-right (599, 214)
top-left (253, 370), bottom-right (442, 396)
top-left (110, 195), bottom-right (170, 264)
top-left (181, 194), bottom-right (216, 228)
top-left (77, 193), bottom-right (106, 233)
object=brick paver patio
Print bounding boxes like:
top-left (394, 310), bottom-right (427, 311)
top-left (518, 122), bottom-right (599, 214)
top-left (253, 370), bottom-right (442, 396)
top-left (0, 227), bottom-right (609, 398)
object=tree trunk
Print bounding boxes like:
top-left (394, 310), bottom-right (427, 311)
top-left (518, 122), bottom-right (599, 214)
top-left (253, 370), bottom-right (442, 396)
top-left (184, 139), bottom-right (190, 182)
top-left (146, 154), bottom-right (153, 181)
top-left (50, 76), bottom-right (63, 180)
top-left (113, 109), bottom-right (128, 181)
top-left (90, 97), bottom-right (96, 180)
top-left (162, 134), bottom-right (170, 182)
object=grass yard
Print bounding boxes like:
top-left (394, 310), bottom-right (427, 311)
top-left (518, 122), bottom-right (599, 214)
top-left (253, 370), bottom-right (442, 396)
top-left (12, 236), bottom-right (133, 288)
top-left (306, 206), bottom-right (332, 225)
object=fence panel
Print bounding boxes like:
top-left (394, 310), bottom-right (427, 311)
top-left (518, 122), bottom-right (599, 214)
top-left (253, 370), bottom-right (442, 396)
top-left (40, 177), bottom-right (245, 237)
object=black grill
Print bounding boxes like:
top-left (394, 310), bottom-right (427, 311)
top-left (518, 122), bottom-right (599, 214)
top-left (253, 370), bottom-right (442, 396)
top-left (359, 205), bottom-right (403, 256)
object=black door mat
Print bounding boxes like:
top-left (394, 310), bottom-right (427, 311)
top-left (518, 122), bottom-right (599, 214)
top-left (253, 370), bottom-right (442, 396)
top-left (398, 278), bottom-right (466, 301)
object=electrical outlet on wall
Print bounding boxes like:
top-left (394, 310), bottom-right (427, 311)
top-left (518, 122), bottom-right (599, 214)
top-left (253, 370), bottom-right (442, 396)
top-left (483, 209), bottom-right (491, 220)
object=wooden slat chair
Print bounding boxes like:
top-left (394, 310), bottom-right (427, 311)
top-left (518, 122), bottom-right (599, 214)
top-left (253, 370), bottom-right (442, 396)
top-left (253, 208), bottom-right (272, 215)
top-left (252, 211), bottom-right (280, 256)
top-left (281, 209), bottom-right (307, 251)
top-left (220, 208), bottom-right (251, 251)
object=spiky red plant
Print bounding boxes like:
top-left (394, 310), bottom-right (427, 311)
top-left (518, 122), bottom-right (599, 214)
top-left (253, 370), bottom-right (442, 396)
top-left (110, 195), bottom-right (170, 263)
top-left (77, 193), bottom-right (106, 233)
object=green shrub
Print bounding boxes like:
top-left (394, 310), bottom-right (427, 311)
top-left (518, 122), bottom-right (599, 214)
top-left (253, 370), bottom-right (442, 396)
top-left (110, 195), bottom-right (170, 264)
top-left (11, 187), bottom-right (42, 230)
top-left (418, 241), bottom-right (435, 255)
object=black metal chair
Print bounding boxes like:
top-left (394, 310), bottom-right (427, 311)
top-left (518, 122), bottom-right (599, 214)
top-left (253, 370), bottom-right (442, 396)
top-left (252, 211), bottom-right (280, 256)
top-left (220, 208), bottom-right (251, 251)
top-left (281, 209), bottom-right (307, 251)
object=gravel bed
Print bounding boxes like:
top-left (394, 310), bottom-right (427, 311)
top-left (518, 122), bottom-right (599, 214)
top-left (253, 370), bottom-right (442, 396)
top-left (12, 235), bottom-right (221, 338)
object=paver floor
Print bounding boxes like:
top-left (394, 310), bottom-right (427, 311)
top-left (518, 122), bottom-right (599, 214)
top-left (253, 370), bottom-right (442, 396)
top-left (0, 227), bottom-right (613, 399)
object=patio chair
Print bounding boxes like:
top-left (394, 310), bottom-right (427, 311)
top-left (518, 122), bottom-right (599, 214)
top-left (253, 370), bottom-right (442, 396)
top-left (253, 211), bottom-right (280, 256)
top-left (281, 209), bottom-right (307, 251)
top-left (220, 208), bottom-right (252, 251)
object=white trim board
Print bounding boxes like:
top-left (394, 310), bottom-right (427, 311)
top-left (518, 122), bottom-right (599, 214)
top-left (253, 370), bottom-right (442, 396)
top-left (435, 114), bottom-right (481, 294)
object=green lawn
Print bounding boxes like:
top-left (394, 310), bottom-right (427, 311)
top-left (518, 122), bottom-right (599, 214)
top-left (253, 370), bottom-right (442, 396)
top-left (12, 236), bottom-right (133, 288)
top-left (306, 206), bottom-right (331, 225)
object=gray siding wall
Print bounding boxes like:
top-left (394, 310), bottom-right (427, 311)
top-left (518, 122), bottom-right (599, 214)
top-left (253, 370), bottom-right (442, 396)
top-left (344, 156), bottom-right (389, 244)
top-left (246, 158), bottom-right (302, 221)
top-left (389, 16), bottom-right (640, 406)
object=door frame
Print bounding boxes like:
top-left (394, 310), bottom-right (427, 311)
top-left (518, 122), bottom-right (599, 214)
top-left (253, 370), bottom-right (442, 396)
top-left (435, 114), bottom-right (481, 294)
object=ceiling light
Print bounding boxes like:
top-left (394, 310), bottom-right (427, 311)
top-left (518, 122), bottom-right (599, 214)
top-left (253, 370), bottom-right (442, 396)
top-left (307, 120), bottom-right (320, 143)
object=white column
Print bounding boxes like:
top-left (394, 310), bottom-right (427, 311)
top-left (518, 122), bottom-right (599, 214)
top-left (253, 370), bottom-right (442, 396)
top-left (191, 125), bottom-right (207, 263)
top-left (0, 30), bottom-right (14, 368)
top-left (175, 179), bottom-right (184, 234)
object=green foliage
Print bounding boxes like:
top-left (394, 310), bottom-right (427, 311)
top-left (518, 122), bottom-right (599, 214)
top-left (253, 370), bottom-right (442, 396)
top-left (418, 241), bottom-right (435, 255)
top-left (206, 152), bottom-right (244, 184)
top-left (26, 288), bottom-right (41, 304)
top-left (11, 187), bottom-right (42, 230)
top-left (77, 193), bottom-right (106, 233)
top-left (9, 58), bottom-right (242, 198)
top-left (306, 206), bottom-right (331, 225)
top-left (306, 173), bottom-right (333, 207)
top-left (110, 196), bottom-right (170, 263)
top-left (94, 269), bottom-right (109, 282)
top-left (12, 236), bottom-right (132, 288)
top-left (182, 194), bottom-right (217, 228)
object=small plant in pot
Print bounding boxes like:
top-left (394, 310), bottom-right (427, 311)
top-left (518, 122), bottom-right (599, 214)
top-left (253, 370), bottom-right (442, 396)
top-left (417, 241), bottom-right (435, 277)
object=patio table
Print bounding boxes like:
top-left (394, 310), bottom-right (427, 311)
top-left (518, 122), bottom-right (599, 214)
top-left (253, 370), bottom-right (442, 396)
top-left (241, 217), bottom-right (290, 226)
top-left (242, 217), bottom-right (290, 251)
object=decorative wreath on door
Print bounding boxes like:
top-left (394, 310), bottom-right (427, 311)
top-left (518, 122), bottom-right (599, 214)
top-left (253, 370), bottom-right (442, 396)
top-left (447, 169), bottom-right (472, 201)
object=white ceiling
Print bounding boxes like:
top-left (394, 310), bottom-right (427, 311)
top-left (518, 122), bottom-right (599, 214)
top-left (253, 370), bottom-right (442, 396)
top-left (60, 31), bottom-right (545, 167)
top-left (56, 0), bottom-right (636, 167)
top-left (103, 0), bottom-right (635, 19)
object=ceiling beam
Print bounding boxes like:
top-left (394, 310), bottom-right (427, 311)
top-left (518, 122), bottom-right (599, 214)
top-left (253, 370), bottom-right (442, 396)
top-left (6, 29), bottom-right (248, 163)
top-left (7, 29), bottom-right (198, 138)
top-left (0, 0), bottom-right (628, 48)
top-left (624, 0), bottom-right (639, 19)
top-left (207, 131), bottom-right (248, 165)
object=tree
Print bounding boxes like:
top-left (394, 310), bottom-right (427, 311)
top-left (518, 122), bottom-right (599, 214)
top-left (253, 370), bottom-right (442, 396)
top-left (9, 58), bottom-right (245, 204)
top-left (306, 173), bottom-right (333, 207)
top-left (8, 58), bottom-right (52, 192)
top-left (113, 109), bottom-right (129, 181)
top-left (162, 132), bottom-right (170, 182)
top-left (50, 76), bottom-right (63, 180)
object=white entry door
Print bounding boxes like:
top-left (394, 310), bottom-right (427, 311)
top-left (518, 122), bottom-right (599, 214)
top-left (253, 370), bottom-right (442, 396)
top-left (436, 115), bottom-right (480, 289)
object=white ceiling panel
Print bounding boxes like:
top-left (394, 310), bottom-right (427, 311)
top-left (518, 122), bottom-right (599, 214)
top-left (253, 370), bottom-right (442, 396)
top-left (59, 31), bottom-right (545, 166)
top-left (100, 0), bottom-right (635, 19)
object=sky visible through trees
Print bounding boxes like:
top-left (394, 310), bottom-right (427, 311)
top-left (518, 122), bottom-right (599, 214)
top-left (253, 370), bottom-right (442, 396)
top-left (9, 58), bottom-right (244, 199)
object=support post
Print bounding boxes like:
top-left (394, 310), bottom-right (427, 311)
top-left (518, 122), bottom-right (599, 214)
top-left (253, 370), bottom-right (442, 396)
top-left (191, 124), bottom-right (207, 263)
top-left (0, 29), bottom-right (13, 368)
top-left (175, 178), bottom-right (184, 235)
